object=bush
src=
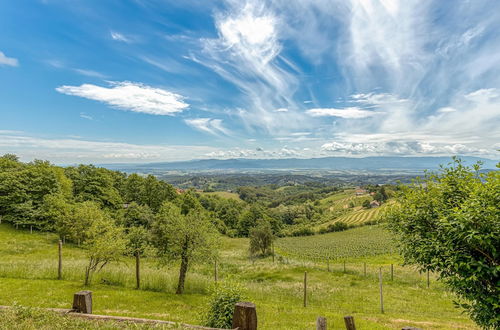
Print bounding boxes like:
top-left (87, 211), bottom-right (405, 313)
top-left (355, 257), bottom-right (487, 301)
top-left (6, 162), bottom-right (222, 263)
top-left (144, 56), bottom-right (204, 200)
top-left (203, 281), bottom-right (244, 329)
top-left (290, 226), bottom-right (315, 237)
top-left (318, 221), bottom-right (350, 234)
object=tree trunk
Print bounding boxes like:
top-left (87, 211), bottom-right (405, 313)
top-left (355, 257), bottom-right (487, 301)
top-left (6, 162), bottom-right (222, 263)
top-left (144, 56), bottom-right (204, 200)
top-left (84, 266), bottom-right (91, 286)
top-left (176, 241), bottom-right (189, 294)
top-left (135, 252), bottom-right (140, 289)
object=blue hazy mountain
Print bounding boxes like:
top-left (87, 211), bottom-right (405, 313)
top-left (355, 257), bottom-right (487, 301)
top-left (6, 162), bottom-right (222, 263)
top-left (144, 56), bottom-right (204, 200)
top-left (101, 156), bottom-right (498, 172)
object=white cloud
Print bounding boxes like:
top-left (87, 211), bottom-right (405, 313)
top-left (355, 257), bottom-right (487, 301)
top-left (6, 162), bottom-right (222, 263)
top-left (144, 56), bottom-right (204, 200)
top-left (306, 107), bottom-right (381, 119)
top-left (0, 132), bottom-right (220, 163)
top-left (56, 81), bottom-right (189, 115)
top-left (184, 118), bottom-right (231, 136)
top-left (275, 108), bottom-right (288, 112)
top-left (110, 31), bottom-right (131, 43)
top-left (0, 51), bottom-right (18, 67)
top-left (79, 113), bottom-right (93, 120)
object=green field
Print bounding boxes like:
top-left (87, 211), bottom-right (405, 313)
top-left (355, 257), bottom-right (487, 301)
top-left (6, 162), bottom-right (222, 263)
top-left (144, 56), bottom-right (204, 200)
top-left (0, 223), bottom-right (477, 329)
top-left (201, 191), bottom-right (242, 201)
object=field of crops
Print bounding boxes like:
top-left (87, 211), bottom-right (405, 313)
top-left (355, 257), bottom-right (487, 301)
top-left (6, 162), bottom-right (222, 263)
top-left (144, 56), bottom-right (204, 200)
top-left (275, 225), bottom-right (396, 261)
top-left (335, 206), bottom-right (383, 225)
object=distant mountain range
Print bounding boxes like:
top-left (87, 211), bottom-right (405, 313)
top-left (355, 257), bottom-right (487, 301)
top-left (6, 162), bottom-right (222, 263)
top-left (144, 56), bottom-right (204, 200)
top-left (101, 156), bottom-right (498, 173)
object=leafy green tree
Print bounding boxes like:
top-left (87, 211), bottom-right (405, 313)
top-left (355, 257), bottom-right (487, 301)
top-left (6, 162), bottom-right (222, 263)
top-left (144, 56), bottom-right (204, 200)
top-left (249, 220), bottom-right (275, 257)
top-left (65, 165), bottom-right (123, 209)
top-left (141, 175), bottom-right (177, 211)
top-left (385, 158), bottom-right (499, 328)
top-left (121, 202), bottom-right (154, 228)
top-left (40, 193), bottom-right (74, 235)
top-left (124, 173), bottom-right (145, 203)
top-left (83, 216), bottom-right (126, 286)
top-left (127, 226), bottom-right (152, 289)
top-left (152, 202), bottom-right (218, 294)
top-left (362, 199), bottom-right (371, 208)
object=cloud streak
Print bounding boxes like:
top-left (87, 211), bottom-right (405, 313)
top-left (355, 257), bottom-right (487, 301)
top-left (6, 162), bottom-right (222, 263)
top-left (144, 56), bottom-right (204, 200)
top-left (0, 51), bottom-right (18, 67)
top-left (56, 81), bottom-right (189, 115)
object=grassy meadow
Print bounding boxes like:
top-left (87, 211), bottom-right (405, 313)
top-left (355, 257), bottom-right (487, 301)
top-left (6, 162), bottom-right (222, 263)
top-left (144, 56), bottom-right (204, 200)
top-left (0, 223), bottom-right (477, 329)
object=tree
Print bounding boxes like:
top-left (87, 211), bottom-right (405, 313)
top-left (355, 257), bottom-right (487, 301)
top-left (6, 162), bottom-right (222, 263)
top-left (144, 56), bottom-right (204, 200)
top-left (152, 202), bottom-right (218, 294)
top-left (121, 202), bottom-right (154, 228)
top-left (83, 216), bottom-right (126, 286)
top-left (127, 226), bottom-right (152, 289)
top-left (249, 220), bottom-right (275, 257)
top-left (385, 158), bottom-right (499, 328)
top-left (362, 199), bottom-right (371, 208)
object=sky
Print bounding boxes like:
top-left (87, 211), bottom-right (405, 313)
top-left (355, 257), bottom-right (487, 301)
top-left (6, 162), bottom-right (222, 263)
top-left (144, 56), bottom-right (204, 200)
top-left (0, 0), bottom-right (499, 164)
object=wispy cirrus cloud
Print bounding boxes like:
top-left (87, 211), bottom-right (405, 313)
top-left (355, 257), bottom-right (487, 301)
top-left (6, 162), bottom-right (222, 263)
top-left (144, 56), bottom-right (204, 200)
top-left (184, 118), bottom-right (231, 136)
top-left (306, 107), bottom-right (381, 119)
top-left (0, 51), bottom-right (18, 67)
top-left (110, 31), bottom-right (132, 43)
top-left (56, 81), bottom-right (189, 115)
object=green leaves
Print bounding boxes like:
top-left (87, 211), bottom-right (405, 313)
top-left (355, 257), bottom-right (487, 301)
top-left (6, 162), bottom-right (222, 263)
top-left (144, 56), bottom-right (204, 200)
top-left (385, 158), bottom-right (499, 328)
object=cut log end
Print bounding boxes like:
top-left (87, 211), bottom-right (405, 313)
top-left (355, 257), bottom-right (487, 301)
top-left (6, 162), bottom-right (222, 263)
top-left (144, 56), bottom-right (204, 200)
top-left (72, 291), bottom-right (92, 314)
top-left (232, 302), bottom-right (257, 330)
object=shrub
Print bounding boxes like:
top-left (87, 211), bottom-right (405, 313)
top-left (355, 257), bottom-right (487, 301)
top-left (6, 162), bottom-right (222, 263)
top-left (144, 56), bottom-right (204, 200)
top-left (203, 281), bottom-right (245, 329)
top-left (290, 226), bottom-right (315, 237)
top-left (319, 221), bottom-right (350, 234)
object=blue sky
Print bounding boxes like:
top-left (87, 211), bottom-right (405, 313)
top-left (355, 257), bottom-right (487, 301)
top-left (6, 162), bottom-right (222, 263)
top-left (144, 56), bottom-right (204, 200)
top-left (0, 0), bottom-right (499, 163)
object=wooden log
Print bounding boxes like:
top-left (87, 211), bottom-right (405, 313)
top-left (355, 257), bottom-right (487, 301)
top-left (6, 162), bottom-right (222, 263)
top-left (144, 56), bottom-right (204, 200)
top-left (72, 291), bottom-right (92, 314)
top-left (303, 271), bottom-right (307, 307)
top-left (379, 267), bottom-right (384, 313)
top-left (58, 240), bottom-right (62, 280)
top-left (344, 316), bottom-right (356, 330)
top-left (316, 316), bottom-right (327, 330)
top-left (402, 327), bottom-right (422, 330)
top-left (232, 302), bottom-right (257, 330)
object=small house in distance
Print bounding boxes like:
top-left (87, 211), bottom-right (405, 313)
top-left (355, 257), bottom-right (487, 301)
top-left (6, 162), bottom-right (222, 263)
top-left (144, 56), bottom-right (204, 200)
top-left (355, 188), bottom-right (368, 196)
top-left (370, 200), bottom-right (380, 208)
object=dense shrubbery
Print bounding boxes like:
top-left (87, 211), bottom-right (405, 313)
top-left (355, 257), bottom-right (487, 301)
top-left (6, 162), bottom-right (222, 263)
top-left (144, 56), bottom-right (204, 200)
top-left (203, 281), bottom-right (245, 329)
top-left (318, 221), bottom-right (351, 234)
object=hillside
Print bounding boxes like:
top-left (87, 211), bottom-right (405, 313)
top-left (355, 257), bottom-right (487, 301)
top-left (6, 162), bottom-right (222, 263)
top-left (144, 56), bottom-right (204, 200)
top-left (0, 223), bottom-right (477, 329)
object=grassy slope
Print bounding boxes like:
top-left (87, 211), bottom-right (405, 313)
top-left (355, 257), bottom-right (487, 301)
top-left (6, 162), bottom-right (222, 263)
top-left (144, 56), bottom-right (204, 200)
top-left (201, 191), bottom-right (242, 201)
top-left (0, 224), bottom-right (476, 329)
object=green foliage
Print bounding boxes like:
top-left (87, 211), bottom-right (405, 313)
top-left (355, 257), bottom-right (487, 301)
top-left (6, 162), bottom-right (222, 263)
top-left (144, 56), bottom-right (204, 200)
top-left (152, 202), bottom-right (219, 294)
top-left (249, 220), bottom-right (275, 256)
top-left (362, 199), bottom-right (371, 208)
top-left (385, 158), bottom-right (499, 328)
top-left (83, 215), bottom-right (127, 286)
top-left (203, 281), bottom-right (244, 329)
top-left (120, 202), bottom-right (154, 228)
top-left (318, 221), bottom-right (350, 234)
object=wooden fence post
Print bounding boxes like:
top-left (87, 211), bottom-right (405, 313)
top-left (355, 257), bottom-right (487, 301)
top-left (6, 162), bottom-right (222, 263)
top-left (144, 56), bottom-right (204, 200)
top-left (135, 252), bottom-right (140, 289)
top-left (391, 264), bottom-right (394, 281)
top-left (363, 262), bottom-right (366, 276)
top-left (343, 260), bottom-right (346, 273)
top-left (344, 316), bottom-right (356, 330)
top-left (272, 242), bottom-right (275, 263)
top-left (58, 240), bottom-right (62, 280)
top-left (72, 291), bottom-right (92, 314)
top-left (427, 270), bottom-right (430, 288)
top-left (316, 316), bottom-right (327, 330)
top-left (232, 302), bottom-right (257, 330)
top-left (379, 267), bottom-right (384, 313)
top-left (327, 259), bottom-right (330, 272)
top-left (303, 271), bottom-right (307, 307)
top-left (214, 260), bottom-right (218, 283)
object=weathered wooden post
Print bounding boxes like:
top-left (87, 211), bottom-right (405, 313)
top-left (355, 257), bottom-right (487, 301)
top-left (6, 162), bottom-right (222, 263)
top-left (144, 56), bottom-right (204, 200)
top-left (58, 240), bottom-right (62, 280)
top-left (344, 316), bottom-right (356, 330)
top-left (391, 264), bottom-right (394, 281)
top-left (316, 316), bottom-right (327, 330)
top-left (232, 302), bottom-right (257, 330)
top-left (135, 252), bottom-right (140, 289)
top-left (30, 225), bottom-right (33, 234)
top-left (72, 291), bottom-right (92, 314)
top-left (214, 260), bottom-right (218, 283)
top-left (272, 242), bottom-right (275, 263)
top-left (327, 259), bottom-right (330, 272)
top-left (303, 271), bottom-right (307, 307)
top-left (427, 270), bottom-right (430, 288)
top-left (379, 267), bottom-right (384, 313)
